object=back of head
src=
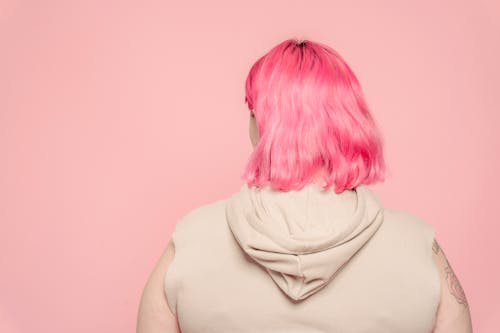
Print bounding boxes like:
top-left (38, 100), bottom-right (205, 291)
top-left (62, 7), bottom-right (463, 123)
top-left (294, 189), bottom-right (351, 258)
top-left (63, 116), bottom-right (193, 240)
top-left (242, 38), bottom-right (387, 193)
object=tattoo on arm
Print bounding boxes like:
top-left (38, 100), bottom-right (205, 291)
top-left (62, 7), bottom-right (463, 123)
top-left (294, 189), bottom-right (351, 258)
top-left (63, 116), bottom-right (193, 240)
top-left (432, 239), bottom-right (440, 254)
top-left (433, 239), bottom-right (469, 307)
top-left (444, 258), bottom-right (469, 307)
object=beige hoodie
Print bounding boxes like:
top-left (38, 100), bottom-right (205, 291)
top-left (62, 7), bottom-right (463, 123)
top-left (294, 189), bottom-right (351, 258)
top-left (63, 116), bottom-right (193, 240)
top-left (225, 182), bottom-right (384, 301)
top-left (164, 182), bottom-right (440, 332)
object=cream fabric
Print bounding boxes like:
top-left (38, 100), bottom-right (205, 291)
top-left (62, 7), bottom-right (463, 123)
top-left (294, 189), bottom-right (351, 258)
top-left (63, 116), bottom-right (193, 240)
top-left (164, 183), bottom-right (440, 332)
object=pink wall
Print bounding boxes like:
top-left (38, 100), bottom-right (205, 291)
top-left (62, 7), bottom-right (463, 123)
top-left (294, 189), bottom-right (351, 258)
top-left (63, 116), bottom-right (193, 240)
top-left (1, 0), bottom-right (498, 332)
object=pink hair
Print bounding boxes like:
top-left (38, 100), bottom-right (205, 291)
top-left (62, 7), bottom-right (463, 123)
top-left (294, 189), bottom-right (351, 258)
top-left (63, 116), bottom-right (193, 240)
top-left (242, 38), bottom-right (387, 193)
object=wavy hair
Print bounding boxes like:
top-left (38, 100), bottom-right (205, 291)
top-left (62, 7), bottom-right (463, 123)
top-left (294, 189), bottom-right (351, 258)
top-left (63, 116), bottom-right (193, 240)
top-left (242, 38), bottom-right (387, 193)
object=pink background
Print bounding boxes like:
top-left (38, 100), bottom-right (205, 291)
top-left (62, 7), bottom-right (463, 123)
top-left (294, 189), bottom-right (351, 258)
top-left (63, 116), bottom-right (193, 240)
top-left (1, 0), bottom-right (499, 332)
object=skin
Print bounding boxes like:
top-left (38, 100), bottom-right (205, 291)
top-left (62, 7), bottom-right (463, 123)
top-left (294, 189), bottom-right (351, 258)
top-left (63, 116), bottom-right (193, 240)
top-left (136, 240), bottom-right (180, 333)
top-left (249, 110), bottom-right (259, 148)
top-left (136, 111), bottom-right (473, 332)
top-left (431, 239), bottom-right (473, 332)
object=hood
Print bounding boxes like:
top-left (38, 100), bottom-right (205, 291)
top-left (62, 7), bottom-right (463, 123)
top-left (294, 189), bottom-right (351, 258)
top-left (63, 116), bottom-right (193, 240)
top-left (225, 182), bottom-right (384, 301)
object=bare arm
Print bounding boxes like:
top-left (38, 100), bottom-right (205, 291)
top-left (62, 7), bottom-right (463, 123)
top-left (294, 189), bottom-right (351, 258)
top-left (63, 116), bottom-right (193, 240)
top-left (431, 238), bottom-right (473, 333)
top-left (136, 239), bottom-right (181, 333)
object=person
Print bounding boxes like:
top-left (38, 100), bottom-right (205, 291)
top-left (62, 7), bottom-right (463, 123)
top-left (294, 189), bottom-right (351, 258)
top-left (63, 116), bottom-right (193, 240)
top-left (136, 38), bottom-right (473, 333)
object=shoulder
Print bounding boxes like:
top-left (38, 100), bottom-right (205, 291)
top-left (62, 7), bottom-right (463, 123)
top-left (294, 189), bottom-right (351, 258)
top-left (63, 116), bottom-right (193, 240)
top-left (383, 208), bottom-right (436, 234)
top-left (172, 197), bottom-right (229, 233)
top-left (380, 208), bottom-right (437, 249)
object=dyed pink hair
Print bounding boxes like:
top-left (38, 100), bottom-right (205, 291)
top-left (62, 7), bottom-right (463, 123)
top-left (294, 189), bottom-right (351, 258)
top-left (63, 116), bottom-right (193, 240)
top-left (242, 38), bottom-right (387, 193)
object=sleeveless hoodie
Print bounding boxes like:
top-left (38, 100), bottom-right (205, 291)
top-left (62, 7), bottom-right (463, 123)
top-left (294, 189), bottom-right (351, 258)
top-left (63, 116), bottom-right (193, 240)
top-left (164, 182), bottom-right (441, 333)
